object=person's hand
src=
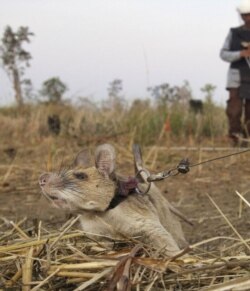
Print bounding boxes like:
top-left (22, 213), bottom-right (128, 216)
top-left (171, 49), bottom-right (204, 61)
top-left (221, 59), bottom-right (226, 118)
top-left (241, 47), bottom-right (250, 58)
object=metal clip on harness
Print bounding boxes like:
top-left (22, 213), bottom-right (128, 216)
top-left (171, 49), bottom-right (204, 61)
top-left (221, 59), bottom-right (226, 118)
top-left (135, 159), bottom-right (190, 195)
top-left (147, 158), bottom-right (190, 183)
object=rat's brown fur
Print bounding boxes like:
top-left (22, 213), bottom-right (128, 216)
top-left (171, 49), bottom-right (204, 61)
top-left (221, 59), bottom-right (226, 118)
top-left (39, 144), bottom-right (188, 256)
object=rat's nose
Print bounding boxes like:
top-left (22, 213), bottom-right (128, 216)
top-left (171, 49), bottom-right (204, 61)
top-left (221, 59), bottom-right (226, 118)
top-left (39, 173), bottom-right (50, 187)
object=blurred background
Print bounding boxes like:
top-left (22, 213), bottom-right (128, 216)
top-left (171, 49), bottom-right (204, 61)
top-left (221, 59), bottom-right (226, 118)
top-left (0, 0), bottom-right (241, 106)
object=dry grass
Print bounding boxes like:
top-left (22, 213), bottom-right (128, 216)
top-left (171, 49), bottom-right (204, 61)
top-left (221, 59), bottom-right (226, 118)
top-left (0, 140), bottom-right (249, 290)
top-left (0, 101), bottom-right (228, 147)
top-left (0, 213), bottom-right (249, 291)
top-left (0, 102), bottom-right (249, 290)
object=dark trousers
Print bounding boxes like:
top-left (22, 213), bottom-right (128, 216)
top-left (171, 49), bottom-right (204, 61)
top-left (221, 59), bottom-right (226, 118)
top-left (226, 88), bottom-right (250, 137)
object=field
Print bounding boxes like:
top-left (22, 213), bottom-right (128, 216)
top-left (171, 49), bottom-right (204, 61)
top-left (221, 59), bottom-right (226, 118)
top-left (0, 102), bottom-right (250, 290)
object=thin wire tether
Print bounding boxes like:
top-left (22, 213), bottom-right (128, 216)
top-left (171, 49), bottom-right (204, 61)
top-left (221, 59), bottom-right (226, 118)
top-left (146, 147), bottom-right (250, 183)
top-left (189, 148), bottom-right (250, 168)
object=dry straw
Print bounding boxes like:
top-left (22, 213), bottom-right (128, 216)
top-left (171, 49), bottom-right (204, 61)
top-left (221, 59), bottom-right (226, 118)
top-left (0, 102), bottom-right (249, 290)
top-left (0, 214), bottom-right (249, 291)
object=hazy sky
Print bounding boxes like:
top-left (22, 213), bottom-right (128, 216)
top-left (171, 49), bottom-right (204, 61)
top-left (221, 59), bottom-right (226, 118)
top-left (0, 0), bottom-right (241, 106)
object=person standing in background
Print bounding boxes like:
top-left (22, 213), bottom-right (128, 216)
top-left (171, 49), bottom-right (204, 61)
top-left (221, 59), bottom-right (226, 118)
top-left (220, 0), bottom-right (250, 146)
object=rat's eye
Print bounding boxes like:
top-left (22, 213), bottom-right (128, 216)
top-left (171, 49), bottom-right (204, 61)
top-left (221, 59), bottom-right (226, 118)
top-left (73, 172), bottom-right (88, 180)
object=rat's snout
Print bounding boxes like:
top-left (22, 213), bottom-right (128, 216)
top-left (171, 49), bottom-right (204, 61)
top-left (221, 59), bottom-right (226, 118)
top-left (39, 173), bottom-right (51, 188)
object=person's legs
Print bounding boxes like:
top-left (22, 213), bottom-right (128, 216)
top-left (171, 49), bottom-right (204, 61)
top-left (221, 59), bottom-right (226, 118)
top-left (226, 88), bottom-right (243, 144)
top-left (244, 99), bottom-right (250, 137)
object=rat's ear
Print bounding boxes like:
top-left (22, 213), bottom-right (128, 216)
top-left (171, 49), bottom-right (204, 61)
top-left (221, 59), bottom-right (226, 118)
top-left (95, 144), bottom-right (116, 178)
top-left (74, 149), bottom-right (92, 168)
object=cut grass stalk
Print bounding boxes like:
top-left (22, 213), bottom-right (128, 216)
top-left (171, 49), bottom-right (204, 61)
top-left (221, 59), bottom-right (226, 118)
top-left (22, 246), bottom-right (34, 291)
top-left (235, 190), bottom-right (250, 208)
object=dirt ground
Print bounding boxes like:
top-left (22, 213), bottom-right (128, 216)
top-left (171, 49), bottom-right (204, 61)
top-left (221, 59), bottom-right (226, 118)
top-left (0, 138), bottom-right (250, 252)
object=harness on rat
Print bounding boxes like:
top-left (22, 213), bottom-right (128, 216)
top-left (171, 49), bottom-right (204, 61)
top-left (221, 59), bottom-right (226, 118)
top-left (106, 176), bottom-right (139, 210)
top-left (106, 158), bottom-right (190, 211)
top-left (106, 144), bottom-right (246, 227)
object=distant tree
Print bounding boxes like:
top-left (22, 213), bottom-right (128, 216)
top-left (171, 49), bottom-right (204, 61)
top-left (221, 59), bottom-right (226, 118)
top-left (175, 80), bottom-right (192, 105)
top-left (108, 79), bottom-right (123, 99)
top-left (201, 83), bottom-right (216, 103)
top-left (107, 79), bottom-right (125, 109)
top-left (40, 77), bottom-right (68, 103)
top-left (22, 78), bottom-right (35, 101)
top-left (148, 83), bottom-right (173, 103)
top-left (0, 26), bottom-right (34, 106)
top-left (148, 81), bottom-right (192, 106)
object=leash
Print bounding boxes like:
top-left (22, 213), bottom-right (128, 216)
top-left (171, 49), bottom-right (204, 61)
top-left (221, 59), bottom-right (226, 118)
top-left (144, 147), bottom-right (250, 185)
top-left (108, 148), bottom-right (250, 207)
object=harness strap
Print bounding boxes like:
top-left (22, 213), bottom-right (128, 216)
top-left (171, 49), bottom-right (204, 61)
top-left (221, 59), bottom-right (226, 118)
top-left (106, 176), bottom-right (139, 210)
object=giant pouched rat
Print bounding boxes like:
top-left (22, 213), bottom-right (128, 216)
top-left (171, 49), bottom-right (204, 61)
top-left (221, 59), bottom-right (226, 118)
top-left (39, 144), bottom-right (188, 256)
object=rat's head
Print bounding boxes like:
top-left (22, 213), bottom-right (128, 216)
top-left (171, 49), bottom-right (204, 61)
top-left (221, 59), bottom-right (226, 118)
top-left (39, 144), bottom-right (116, 212)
